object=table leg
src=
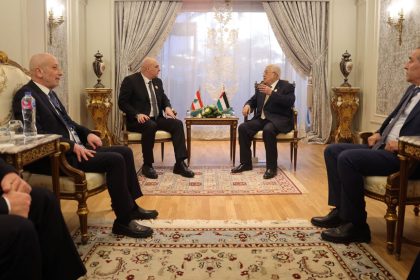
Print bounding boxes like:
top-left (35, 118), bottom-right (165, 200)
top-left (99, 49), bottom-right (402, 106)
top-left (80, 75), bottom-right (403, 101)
top-left (186, 122), bottom-right (191, 166)
top-left (232, 121), bottom-right (237, 166)
top-left (395, 155), bottom-right (409, 260)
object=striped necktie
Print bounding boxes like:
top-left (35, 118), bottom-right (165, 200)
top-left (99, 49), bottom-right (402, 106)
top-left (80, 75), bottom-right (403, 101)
top-left (148, 81), bottom-right (159, 118)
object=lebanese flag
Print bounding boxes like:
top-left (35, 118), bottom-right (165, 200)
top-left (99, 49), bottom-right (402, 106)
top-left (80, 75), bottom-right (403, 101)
top-left (191, 89), bottom-right (204, 110)
top-left (216, 90), bottom-right (230, 111)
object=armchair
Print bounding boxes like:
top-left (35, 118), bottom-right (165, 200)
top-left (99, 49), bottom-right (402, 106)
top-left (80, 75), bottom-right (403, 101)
top-left (360, 132), bottom-right (420, 254)
top-left (0, 51), bottom-right (107, 244)
top-left (245, 108), bottom-right (300, 171)
top-left (120, 111), bottom-right (172, 162)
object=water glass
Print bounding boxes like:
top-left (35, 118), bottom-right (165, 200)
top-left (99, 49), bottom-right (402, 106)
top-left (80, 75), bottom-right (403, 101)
top-left (186, 110), bottom-right (191, 117)
top-left (8, 120), bottom-right (24, 138)
top-left (0, 126), bottom-right (11, 143)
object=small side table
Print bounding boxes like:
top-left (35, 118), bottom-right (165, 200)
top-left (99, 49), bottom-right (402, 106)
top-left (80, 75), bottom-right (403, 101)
top-left (331, 86), bottom-right (360, 143)
top-left (85, 88), bottom-right (114, 146)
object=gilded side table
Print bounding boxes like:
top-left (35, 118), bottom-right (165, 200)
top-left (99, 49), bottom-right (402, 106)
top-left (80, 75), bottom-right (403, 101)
top-left (331, 87), bottom-right (360, 143)
top-left (85, 88), bottom-right (114, 146)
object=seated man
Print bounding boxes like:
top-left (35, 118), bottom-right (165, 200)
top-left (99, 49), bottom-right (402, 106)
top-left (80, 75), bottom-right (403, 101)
top-left (12, 53), bottom-right (157, 239)
top-left (311, 47), bottom-right (420, 243)
top-left (231, 64), bottom-right (295, 179)
top-left (118, 57), bottom-right (194, 179)
top-left (0, 158), bottom-right (86, 279)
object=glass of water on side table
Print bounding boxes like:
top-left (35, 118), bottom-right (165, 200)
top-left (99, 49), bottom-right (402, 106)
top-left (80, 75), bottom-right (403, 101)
top-left (0, 126), bottom-right (11, 144)
top-left (8, 120), bottom-right (24, 139)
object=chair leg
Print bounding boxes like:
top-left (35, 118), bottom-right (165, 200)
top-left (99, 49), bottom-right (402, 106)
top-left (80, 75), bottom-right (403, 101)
top-left (414, 204), bottom-right (419, 216)
top-left (161, 142), bottom-right (165, 161)
top-left (384, 203), bottom-right (398, 254)
top-left (293, 141), bottom-right (298, 171)
top-left (253, 140), bottom-right (256, 158)
top-left (289, 142), bottom-right (293, 163)
top-left (77, 201), bottom-right (89, 245)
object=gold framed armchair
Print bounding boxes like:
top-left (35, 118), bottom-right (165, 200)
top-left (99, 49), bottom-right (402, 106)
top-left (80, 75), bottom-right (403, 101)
top-left (0, 51), bottom-right (107, 244)
top-left (245, 108), bottom-right (300, 171)
top-left (120, 111), bottom-right (172, 162)
top-left (360, 131), bottom-right (420, 253)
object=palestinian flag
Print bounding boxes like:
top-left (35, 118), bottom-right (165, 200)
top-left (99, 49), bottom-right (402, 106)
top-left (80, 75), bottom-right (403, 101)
top-left (191, 89), bottom-right (204, 110)
top-left (216, 90), bottom-right (230, 111)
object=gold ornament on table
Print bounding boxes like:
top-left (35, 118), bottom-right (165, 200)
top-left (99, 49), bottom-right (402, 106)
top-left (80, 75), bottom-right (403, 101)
top-left (92, 51), bottom-right (105, 88)
top-left (339, 50), bottom-right (353, 87)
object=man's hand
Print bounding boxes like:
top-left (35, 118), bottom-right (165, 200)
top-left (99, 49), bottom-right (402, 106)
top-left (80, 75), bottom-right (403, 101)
top-left (367, 132), bottom-right (381, 147)
top-left (384, 140), bottom-right (399, 152)
top-left (73, 143), bottom-right (96, 162)
top-left (87, 133), bottom-right (103, 149)
top-left (3, 191), bottom-right (31, 218)
top-left (242, 105), bottom-right (251, 117)
top-left (165, 107), bottom-right (176, 119)
top-left (1, 172), bottom-right (31, 194)
top-left (136, 114), bottom-right (150, 124)
top-left (257, 84), bottom-right (273, 96)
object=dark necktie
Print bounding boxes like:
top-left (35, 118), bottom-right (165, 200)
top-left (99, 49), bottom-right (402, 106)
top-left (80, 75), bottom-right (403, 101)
top-left (372, 87), bottom-right (420, 150)
top-left (148, 81), bottom-right (159, 118)
top-left (48, 91), bottom-right (83, 145)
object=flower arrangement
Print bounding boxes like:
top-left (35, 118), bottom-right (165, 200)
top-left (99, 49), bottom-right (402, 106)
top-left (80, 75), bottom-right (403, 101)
top-left (191, 105), bottom-right (234, 118)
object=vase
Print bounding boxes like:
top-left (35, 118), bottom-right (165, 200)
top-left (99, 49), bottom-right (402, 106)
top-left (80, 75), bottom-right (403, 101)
top-left (339, 50), bottom-right (353, 87)
top-left (92, 51), bottom-right (105, 88)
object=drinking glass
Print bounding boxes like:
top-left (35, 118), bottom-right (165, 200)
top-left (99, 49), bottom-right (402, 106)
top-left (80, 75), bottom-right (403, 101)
top-left (8, 120), bottom-right (24, 139)
top-left (0, 126), bottom-right (11, 143)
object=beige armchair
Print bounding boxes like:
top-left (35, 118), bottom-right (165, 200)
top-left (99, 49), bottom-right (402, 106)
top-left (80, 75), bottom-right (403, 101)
top-left (245, 108), bottom-right (300, 171)
top-left (120, 111), bottom-right (172, 162)
top-left (0, 51), bottom-right (107, 244)
top-left (360, 132), bottom-right (420, 254)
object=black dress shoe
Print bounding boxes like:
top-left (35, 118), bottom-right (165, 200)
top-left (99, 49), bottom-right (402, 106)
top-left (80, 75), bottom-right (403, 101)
top-left (112, 220), bottom-right (153, 238)
top-left (231, 163), bottom-right (252, 173)
top-left (263, 168), bottom-right (277, 179)
top-left (321, 222), bottom-right (371, 244)
top-left (311, 208), bottom-right (342, 228)
top-left (142, 165), bottom-right (158, 179)
top-left (173, 161), bottom-right (194, 178)
top-left (131, 206), bottom-right (159, 220)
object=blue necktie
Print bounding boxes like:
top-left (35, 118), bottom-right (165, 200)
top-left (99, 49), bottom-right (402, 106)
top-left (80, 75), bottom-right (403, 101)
top-left (48, 91), bottom-right (83, 145)
top-left (372, 87), bottom-right (420, 150)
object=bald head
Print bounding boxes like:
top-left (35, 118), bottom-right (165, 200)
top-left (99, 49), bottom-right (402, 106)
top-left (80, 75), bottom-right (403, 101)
top-left (140, 57), bottom-right (160, 79)
top-left (29, 53), bottom-right (62, 90)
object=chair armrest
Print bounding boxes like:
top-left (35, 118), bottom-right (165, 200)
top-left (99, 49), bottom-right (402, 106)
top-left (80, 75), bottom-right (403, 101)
top-left (58, 142), bottom-right (85, 181)
top-left (359, 131), bottom-right (373, 144)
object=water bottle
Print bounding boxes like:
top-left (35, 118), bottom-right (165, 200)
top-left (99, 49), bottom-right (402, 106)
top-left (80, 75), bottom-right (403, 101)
top-left (21, 92), bottom-right (37, 137)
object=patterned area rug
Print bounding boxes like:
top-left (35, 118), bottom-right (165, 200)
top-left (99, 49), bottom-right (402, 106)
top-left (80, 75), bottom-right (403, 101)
top-left (74, 220), bottom-right (401, 280)
top-left (138, 166), bottom-right (306, 195)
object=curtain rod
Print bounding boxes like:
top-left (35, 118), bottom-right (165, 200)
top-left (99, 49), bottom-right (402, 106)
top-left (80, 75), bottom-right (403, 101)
top-left (113, 0), bottom-right (330, 2)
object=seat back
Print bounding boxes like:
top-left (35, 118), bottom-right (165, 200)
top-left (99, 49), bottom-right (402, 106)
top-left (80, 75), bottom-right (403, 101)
top-left (0, 51), bottom-right (30, 126)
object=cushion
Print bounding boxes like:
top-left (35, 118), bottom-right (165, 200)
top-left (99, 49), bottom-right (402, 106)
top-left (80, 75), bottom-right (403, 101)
top-left (128, 130), bottom-right (172, 141)
top-left (253, 130), bottom-right (295, 140)
top-left (23, 171), bottom-right (106, 194)
top-left (364, 176), bottom-right (420, 197)
top-left (0, 64), bottom-right (30, 126)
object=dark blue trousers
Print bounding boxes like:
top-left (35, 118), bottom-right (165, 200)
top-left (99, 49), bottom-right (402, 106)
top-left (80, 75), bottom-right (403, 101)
top-left (324, 143), bottom-right (399, 224)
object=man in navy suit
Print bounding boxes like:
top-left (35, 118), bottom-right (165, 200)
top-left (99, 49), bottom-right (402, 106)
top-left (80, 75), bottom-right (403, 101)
top-left (311, 47), bottom-right (420, 243)
top-left (118, 57), bottom-right (194, 179)
top-left (0, 158), bottom-right (86, 280)
top-left (231, 64), bottom-right (295, 179)
top-left (12, 53), bottom-right (157, 239)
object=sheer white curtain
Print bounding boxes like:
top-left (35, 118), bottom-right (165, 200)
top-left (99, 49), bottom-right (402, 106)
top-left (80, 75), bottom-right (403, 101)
top-left (157, 11), bottom-right (307, 139)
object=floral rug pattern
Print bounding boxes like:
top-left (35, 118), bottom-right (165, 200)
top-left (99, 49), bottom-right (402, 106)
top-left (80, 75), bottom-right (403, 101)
top-left (138, 166), bottom-right (306, 195)
top-left (74, 220), bottom-right (400, 280)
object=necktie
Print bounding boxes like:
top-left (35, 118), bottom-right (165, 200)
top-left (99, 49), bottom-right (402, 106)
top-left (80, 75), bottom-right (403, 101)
top-left (260, 86), bottom-right (272, 119)
top-left (48, 91), bottom-right (83, 145)
top-left (148, 81), bottom-right (159, 118)
top-left (372, 87), bottom-right (420, 150)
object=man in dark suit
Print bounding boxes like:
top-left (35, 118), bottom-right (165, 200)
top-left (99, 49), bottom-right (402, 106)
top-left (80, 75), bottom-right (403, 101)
top-left (118, 57), bottom-right (194, 179)
top-left (0, 158), bottom-right (86, 280)
top-left (311, 47), bottom-right (420, 244)
top-left (12, 53), bottom-right (157, 239)
top-left (231, 64), bottom-right (295, 179)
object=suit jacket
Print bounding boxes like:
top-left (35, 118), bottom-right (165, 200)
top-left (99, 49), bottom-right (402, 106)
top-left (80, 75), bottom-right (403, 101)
top-left (12, 81), bottom-right (92, 168)
top-left (118, 73), bottom-right (171, 128)
top-left (378, 85), bottom-right (420, 137)
top-left (245, 80), bottom-right (295, 133)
